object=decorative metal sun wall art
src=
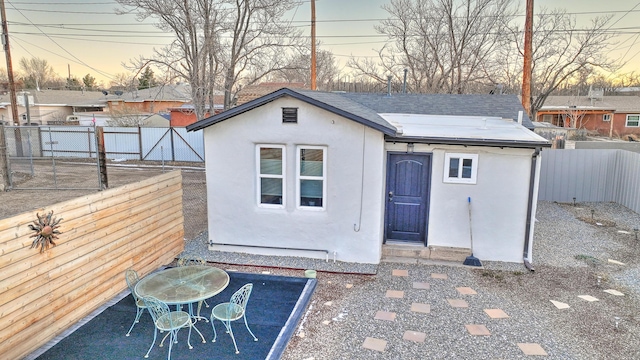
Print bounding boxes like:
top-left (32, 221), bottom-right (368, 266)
top-left (29, 211), bottom-right (63, 253)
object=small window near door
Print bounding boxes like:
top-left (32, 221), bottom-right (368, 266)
top-left (443, 153), bottom-right (478, 184)
top-left (257, 145), bottom-right (285, 208)
top-left (603, 114), bottom-right (611, 122)
top-left (297, 146), bottom-right (326, 209)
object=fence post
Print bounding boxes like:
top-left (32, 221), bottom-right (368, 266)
top-left (170, 127), bottom-right (175, 162)
top-left (96, 126), bottom-right (108, 189)
top-left (138, 126), bottom-right (143, 161)
top-left (0, 125), bottom-right (10, 191)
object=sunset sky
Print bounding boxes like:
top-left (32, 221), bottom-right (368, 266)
top-left (3, 0), bottom-right (640, 86)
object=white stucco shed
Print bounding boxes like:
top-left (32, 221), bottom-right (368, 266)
top-left (187, 88), bottom-right (550, 265)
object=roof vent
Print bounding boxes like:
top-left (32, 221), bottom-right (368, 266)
top-left (282, 107), bottom-right (298, 123)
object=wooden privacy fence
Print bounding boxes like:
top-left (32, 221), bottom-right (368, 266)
top-left (538, 149), bottom-right (640, 214)
top-left (0, 171), bottom-right (185, 359)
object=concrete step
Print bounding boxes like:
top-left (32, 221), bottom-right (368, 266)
top-left (382, 244), bottom-right (471, 262)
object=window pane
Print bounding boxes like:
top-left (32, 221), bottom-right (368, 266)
top-left (260, 148), bottom-right (282, 175)
top-left (261, 178), bottom-right (282, 204)
top-left (300, 149), bottom-right (323, 176)
top-left (448, 158), bottom-right (459, 178)
top-left (300, 179), bottom-right (323, 207)
top-left (462, 158), bottom-right (473, 178)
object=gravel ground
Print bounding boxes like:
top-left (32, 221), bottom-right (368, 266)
top-left (182, 201), bottom-right (640, 359)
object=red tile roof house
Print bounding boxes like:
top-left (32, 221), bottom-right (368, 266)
top-left (536, 95), bottom-right (640, 139)
top-left (187, 88), bottom-right (550, 266)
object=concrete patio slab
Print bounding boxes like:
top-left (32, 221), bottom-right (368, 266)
top-left (447, 299), bottom-right (469, 308)
top-left (465, 324), bottom-right (491, 336)
top-left (362, 337), bottom-right (387, 352)
top-left (517, 342), bottom-right (548, 356)
top-left (431, 273), bottom-right (448, 279)
top-left (411, 302), bottom-right (431, 314)
top-left (386, 290), bottom-right (404, 298)
top-left (550, 300), bottom-right (570, 309)
top-left (578, 295), bottom-right (599, 302)
top-left (392, 269), bottom-right (409, 276)
top-left (403, 330), bottom-right (427, 343)
top-left (413, 282), bottom-right (430, 290)
top-left (484, 308), bottom-right (509, 319)
top-left (456, 287), bottom-right (477, 295)
top-left (374, 310), bottom-right (396, 321)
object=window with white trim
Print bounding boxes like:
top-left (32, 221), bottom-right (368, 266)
top-left (542, 114), bottom-right (553, 123)
top-left (257, 145), bottom-right (285, 207)
top-left (626, 114), bottom-right (639, 127)
top-left (603, 114), bottom-right (611, 122)
top-left (443, 153), bottom-right (478, 184)
top-left (297, 146), bottom-right (326, 209)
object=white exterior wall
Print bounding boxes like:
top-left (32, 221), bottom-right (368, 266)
top-left (385, 143), bottom-right (535, 262)
top-left (203, 97), bottom-right (386, 264)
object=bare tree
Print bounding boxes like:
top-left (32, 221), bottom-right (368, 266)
top-left (503, 9), bottom-right (618, 118)
top-left (349, 0), bottom-right (516, 94)
top-left (117, 0), bottom-right (304, 118)
top-left (18, 57), bottom-right (61, 90)
top-left (272, 49), bottom-right (339, 90)
top-left (107, 106), bottom-right (149, 127)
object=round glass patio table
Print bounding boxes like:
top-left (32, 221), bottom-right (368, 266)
top-left (135, 265), bottom-right (230, 305)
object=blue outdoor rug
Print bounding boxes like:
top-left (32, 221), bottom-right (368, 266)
top-left (34, 271), bottom-right (316, 360)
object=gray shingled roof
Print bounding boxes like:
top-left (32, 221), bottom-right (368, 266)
top-left (187, 88), bottom-right (533, 133)
top-left (340, 93), bottom-right (533, 129)
top-left (541, 95), bottom-right (640, 112)
top-left (27, 90), bottom-right (105, 107)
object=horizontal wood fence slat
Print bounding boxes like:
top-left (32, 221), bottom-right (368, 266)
top-left (0, 171), bottom-right (185, 359)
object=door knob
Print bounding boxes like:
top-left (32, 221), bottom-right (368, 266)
top-left (388, 191), bottom-right (394, 201)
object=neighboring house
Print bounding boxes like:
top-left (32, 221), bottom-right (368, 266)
top-left (104, 83), bottom-right (192, 115)
top-left (187, 88), bottom-right (550, 264)
top-left (537, 95), bottom-right (640, 138)
top-left (235, 82), bottom-right (306, 106)
top-left (168, 94), bottom-right (224, 127)
top-left (0, 90), bottom-right (105, 125)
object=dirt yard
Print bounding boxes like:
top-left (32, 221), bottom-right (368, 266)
top-left (0, 161), bottom-right (207, 241)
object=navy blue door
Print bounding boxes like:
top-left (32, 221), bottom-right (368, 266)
top-left (385, 153), bottom-right (431, 244)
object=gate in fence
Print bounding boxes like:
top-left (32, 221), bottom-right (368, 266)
top-left (103, 127), bottom-right (204, 162)
top-left (2, 126), bottom-right (104, 190)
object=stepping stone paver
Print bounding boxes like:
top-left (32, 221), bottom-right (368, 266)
top-left (550, 300), bottom-right (570, 309)
top-left (456, 287), bottom-right (477, 295)
top-left (517, 343), bottom-right (548, 356)
top-left (392, 269), bottom-right (409, 276)
top-left (431, 273), bottom-right (448, 279)
top-left (362, 337), bottom-right (387, 352)
top-left (374, 310), bottom-right (396, 321)
top-left (413, 282), bottom-right (430, 290)
top-left (346, 284), bottom-right (353, 288)
top-left (578, 295), bottom-right (599, 302)
top-left (604, 289), bottom-right (624, 296)
top-left (411, 302), bottom-right (430, 314)
top-left (386, 290), bottom-right (404, 298)
top-left (484, 308), bottom-right (509, 319)
top-left (608, 259), bottom-right (626, 265)
top-left (324, 301), bottom-right (333, 306)
top-left (447, 299), bottom-right (469, 308)
top-left (322, 320), bottom-right (331, 325)
top-left (261, 271), bottom-right (271, 274)
top-left (403, 330), bottom-right (427, 343)
top-left (465, 324), bottom-right (491, 336)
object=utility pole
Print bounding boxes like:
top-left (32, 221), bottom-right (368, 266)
top-left (310, 0), bottom-right (317, 90)
top-left (1, 0), bottom-right (18, 125)
top-left (521, 0), bottom-right (534, 118)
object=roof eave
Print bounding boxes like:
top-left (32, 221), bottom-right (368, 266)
top-left (386, 136), bottom-right (551, 149)
top-left (187, 88), bottom-right (396, 135)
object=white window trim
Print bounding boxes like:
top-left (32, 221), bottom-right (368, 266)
top-left (603, 113), bottom-right (611, 122)
top-left (256, 144), bottom-right (286, 209)
top-left (443, 153), bottom-right (478, 184)
top-left (296, 145), bottom-right (327, 211)
top-left (626, 114), bottom-right (640, 127)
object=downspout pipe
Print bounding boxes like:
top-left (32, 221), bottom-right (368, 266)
top-left (523, 147), bottom-right (540, 272)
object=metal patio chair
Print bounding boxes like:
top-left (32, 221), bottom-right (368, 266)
top-left (142, 296), bottom-right (193, 360)
top-left (124, 269), bottom-right (148, 336)
top-left (176, 256), bottom-right (210, 316)
top-left (210, 283), bottom-right (258, 354)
